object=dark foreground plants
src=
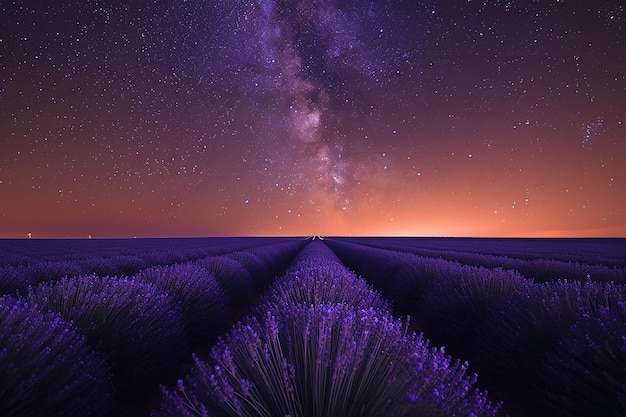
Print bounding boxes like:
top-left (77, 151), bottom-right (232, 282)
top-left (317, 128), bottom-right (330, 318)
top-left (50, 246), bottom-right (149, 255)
top-left (26, 275), bottom-right (188, 394)
top-left (0, 296), bottom-right (115, 417)
top-left (537, 301), bottom-right (626, 417)
top-left (0, 265), bottom-right (30, 296)
top-left (472, 279), bottom-right (626, 384)
top-left (155, 303), bottom-right (501, 417)
top-left (468, 279), bottom-right (626, 416)
top-left (137, 263), bottom-right (230, 346)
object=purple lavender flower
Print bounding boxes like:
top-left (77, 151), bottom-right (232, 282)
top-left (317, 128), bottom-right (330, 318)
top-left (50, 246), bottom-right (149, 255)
top-left (472, 280), bottom-right (626, 391)
top-left (79, 257), bottom-right (119, 277)
top-left (196, 256), bottom-right (255, 308)
top-left (255, 240), bottom-right (391, 316)
top-left (137, 263), bottom-right (229, 346)
top-left (247, 240), bottom-right (308, 277)
top-left (26, 275), bottom-right (187, 394)
top-left (24, 260), bottom-right (83, 284)
top-left (157, 303), bottom-right (500, 417)
top-left (255, 259), bottom-right (391, 316)
top-left (0, 265), bottom-right (31, 297)
top-left (537, 301), bottom-right (626, 417)
top-left (106, 255), bottom-right (150, 276)
top-left (323, 239), bottom-right (401, 294)
top-left (416, 265), bottom-right (530, 356)
top-left (225, 252), bottom-right (272, 289)
top-left (0, 296), bottom-right (115, 417)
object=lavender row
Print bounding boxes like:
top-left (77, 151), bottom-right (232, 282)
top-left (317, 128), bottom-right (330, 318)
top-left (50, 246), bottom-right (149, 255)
top-left (155, 241), bottom-right (502, 417)
top-left (0, 297), bottom-right (115, 417)
top-left (191, 239), bottom-right (307, 311)
top-left (326, 238), bottom-right (626, 417)
top-left (1, 240), bottom-right (305, 417)
top-left (339, 236), bottom-right (626, 267)
top-left (0, 237), bottom-right (306, 297)
top-left (338, 237), bottom-right (626, 283)
top-left (0, 237), bottom-right (288, 266)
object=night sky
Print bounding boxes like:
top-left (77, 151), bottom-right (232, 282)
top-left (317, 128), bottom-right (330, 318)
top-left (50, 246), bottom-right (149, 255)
top-left (1, 1), bottom-right (624, 238)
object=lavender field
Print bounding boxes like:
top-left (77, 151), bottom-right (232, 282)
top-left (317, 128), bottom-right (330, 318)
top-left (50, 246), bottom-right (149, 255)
top-left (1, 237), bottom-right (625, 417)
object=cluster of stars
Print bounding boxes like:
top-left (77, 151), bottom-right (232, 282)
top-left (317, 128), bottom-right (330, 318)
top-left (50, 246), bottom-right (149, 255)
top-left (0, 0), bottom-right (624, 237)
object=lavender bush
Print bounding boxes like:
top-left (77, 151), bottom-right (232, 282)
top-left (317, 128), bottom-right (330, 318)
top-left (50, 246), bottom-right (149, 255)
top-left (514, 258), bottom-right (626, 283)
top-left (137, 263), bottom-right (230, 346)
top-left (256, 258), bottom-right (391, 316)
top-left (78, 257), bottom-right (120, 277)
top-left (255, 240), bottom-right (391, 319)
top-left (156, 303), bottom-right (501, 417)
top-left (106, 255), bottom-right (150, 276)
top-left (537, 302), bottom-right (626, 417)
top-left (323, 240), bottom-right (388, 283)
top-left (222, 241), bottom-right (308, 293)
top-left (0, 296), bottom-right (115, 417)
top-left (0, 265), bottom-right (30, 297)
top-left (225, 252), bottom-right (273, 290)
top-left (196, 256), bottom-right (255, 309)
top-left (24, 260), bottom-right (83, 284)
top-left (385, 258), bottom-right (447, 315)
top-left (416, 266), bottom-right (531, 355)
top-left (336, 237), bottom-right (626, 276)
top-left (325, 240), bottom-right (419, 296)
top-left (77, 255), bottom-right (149, 277)
top-left (141, 249), bottom-right (200, 266)
top-left (472, 280), bottom-right (626, 386)
top-left (245, 241), bottom-right (307, 277)
top-left (26, 275), bottom-right (187, 393)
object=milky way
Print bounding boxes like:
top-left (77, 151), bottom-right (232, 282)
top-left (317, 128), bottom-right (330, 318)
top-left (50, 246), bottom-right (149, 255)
top-left (192, 0), bottom-right (401, 212)
top-left (1, 1), bottom-right (625, 237)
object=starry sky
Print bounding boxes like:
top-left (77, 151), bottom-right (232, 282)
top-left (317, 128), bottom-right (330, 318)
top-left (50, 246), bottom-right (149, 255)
top-left (1, 0), bottom-right (624, 238)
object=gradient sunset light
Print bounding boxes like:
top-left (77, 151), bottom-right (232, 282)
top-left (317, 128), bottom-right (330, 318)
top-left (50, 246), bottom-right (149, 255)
top-left (1, 1), bottom-right (624, 238)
